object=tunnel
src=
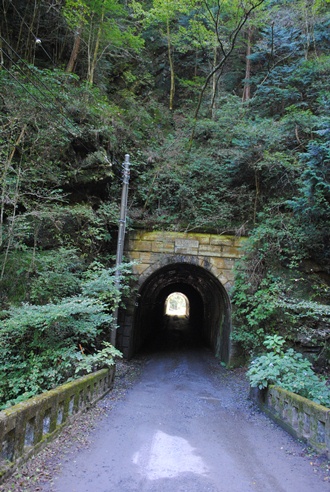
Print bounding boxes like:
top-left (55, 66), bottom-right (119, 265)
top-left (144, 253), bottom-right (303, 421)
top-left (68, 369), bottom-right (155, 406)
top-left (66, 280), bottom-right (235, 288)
top-left (131, 263), bottom-right (231, 362)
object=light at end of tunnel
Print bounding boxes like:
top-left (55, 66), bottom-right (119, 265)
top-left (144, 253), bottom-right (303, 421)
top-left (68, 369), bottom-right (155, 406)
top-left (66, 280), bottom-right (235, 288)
top-left (165, 292), bottom-right (189, 317)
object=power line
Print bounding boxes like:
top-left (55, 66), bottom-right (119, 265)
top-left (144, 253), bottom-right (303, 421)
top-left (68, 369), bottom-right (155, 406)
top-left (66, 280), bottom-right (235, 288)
top-left (0, 37), bottom-right (94, 156)
top-left (2, 3), bottom-right (128, 178)
top-left (1, 36), bottom-right (62, 103)
top-left (0, 36), bottom-right (79, 135)
top-left (0, 60), bottom-right (76, 138)
top-left (1, 59), bottom-right (121, 184)
top-left (0, 59), bottom-right (97, 158)
top-left (0, 59), bottom-right (100, 162)
top-left (9, 0), bottom-right (56, 66)
top-left (0, 27), bottom-right (115, 162)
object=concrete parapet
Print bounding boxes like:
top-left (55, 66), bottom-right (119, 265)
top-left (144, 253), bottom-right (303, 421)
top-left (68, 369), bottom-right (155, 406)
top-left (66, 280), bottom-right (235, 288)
top-left (250, 385), bottom-right (330, 457)
top-left (0, 367), bottom-right (115, 483)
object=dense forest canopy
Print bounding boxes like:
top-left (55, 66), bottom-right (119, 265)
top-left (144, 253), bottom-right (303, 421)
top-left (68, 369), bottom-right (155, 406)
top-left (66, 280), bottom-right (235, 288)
top-left (0, 0), bottom-right (330, 407)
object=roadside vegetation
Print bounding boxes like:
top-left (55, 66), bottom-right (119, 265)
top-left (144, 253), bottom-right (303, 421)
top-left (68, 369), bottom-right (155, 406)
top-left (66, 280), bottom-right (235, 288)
top-left (0, 0), bottom-right (329, 408)
top-left (247, 335), bottom-right (330, 407)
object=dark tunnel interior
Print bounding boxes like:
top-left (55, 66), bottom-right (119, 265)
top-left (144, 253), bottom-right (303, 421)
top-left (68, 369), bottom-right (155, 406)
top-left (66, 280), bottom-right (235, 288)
top-left (132, 263), bottom-right (231, 362)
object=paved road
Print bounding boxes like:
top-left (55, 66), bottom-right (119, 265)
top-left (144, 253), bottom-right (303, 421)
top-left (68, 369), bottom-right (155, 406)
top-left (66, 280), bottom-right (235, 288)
top-left (48, 349), bottom-right (329, 492)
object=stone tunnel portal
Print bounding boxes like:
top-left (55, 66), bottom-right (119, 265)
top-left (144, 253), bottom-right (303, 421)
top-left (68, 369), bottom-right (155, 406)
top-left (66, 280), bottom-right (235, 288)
top-left (132, 263), bottom-right (231, 362)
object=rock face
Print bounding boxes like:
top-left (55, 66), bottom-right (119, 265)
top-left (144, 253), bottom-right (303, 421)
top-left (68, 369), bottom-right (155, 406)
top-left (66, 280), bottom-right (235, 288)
top-left (295, 317), bottom-right (330, 370)
top-left (294, 261), bottom-right (330, 367)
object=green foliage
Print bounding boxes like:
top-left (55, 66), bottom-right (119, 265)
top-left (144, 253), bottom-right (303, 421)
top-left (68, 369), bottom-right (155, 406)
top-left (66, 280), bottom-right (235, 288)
top-left (75, 342), bottom-right (122, 376)
top-left (30, 248), bottom-right (84, 304)
top-left (0, 262), bottom-right (132, 409)
top-left (247, 336), bottom-right (330, 407)
top-left (1, 0), bottom-right (330, 400)
top-left (288, 126), bottom-right (330, 268)
top-left (231, 116), bottom-right (330, 359)
top-left (0, 347), bottom-right (80, 409)
top-left (232, 226), bottom-right (330, 357)
top-left (82, 260), bottom-right (134, 308)
top-left (232, 272), bottom-right (284, 352)
top-left (262, 333), bottom-right (285, 353)
top-left (0, 250), bottom-right (35, 306)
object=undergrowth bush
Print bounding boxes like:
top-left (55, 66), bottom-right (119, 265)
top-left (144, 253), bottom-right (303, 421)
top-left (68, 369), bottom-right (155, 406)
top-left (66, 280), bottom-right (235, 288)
top-left (247, 335), bottom-right (330, 408)
top-left (232, 217), bottom-right (330, 361)
top-left (74, 341), bottom-right (123, 376)
top-left (0, 262), bottom-right (133, 409)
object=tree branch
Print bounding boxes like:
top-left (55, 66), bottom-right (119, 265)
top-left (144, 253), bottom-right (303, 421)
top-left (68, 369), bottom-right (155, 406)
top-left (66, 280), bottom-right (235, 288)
top-left (189, 0), bottom-right (266, 149)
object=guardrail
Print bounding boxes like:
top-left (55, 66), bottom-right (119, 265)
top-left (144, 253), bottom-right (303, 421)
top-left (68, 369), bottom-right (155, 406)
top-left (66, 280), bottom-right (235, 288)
top-left (0, 366), bottom-right (115, 483)
top-left (250, 385), bottom-right (330, 457)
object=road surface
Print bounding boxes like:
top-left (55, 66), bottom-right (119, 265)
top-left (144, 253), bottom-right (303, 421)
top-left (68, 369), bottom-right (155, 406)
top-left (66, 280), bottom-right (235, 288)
top-left (45, 349), bottom-right (329, 492)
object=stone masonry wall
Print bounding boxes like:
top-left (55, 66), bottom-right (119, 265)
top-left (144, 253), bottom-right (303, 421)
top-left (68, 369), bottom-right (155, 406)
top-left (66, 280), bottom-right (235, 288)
top-left (126, 231), bottom-right (246, 289)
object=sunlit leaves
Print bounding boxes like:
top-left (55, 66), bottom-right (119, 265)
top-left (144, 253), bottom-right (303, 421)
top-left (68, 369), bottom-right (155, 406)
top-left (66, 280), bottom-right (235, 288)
top-left (63, 0), bottom-right (143, 83)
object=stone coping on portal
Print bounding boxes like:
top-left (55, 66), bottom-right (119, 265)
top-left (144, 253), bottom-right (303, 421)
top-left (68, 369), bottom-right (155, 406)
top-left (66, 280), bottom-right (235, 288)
top-left (250, 385), bottom-right (330, 457)
top-left (127, 231), bottom-right (246, 257)
top-left (126, 231), bottom-right (246, 288)
top-left (0, 366), bottom-right (115, 483)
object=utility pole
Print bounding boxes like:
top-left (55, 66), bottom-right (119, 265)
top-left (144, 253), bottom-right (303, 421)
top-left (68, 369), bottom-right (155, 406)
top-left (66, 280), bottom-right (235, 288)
top-left (111, 154), bottom-right (130, 346)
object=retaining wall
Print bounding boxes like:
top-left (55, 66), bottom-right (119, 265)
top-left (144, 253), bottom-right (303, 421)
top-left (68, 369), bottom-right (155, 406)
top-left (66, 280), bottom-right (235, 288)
top-left (251, 385), bottom-right (330, 457)
top-left (0, 366), bottom-right (115, 483)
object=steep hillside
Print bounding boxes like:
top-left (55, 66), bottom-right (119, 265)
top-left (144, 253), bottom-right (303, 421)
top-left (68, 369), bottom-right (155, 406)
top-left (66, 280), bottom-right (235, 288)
top-left (0, 0), bottom-right (329, 406)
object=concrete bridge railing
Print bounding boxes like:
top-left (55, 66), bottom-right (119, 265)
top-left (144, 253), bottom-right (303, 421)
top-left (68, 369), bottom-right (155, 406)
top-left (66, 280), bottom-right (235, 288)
top-left (0, 367), bottom-right (115, 483)
top-left (251, 385), bottom-right (330, 457)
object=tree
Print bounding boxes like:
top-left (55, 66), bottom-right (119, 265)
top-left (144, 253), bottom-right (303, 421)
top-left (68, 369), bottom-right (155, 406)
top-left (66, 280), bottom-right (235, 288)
top-left (63, 0), bottom-right (143, 84)
top-left (189, 0), bottom-right (266, 146)
top-left (288, 125), bottom-right (330, 268)
top-left (132, 0), bottom-right (195, 110)
top-left (0, 1), bottom-right (66, 67)
top-left (242, 25), bottom-right (253, 102)
top-left (0, 65), bottom-right (122, 286)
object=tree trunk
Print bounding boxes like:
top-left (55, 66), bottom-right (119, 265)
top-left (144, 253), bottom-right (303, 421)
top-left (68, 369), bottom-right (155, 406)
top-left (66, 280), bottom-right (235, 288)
top-left (1, 164), bottom-right (22, 281)
top-left (88, 8), bottom-right (105, 85)
top-left (242, 27), bottom-right (253, 103)
top-left (0, 32), bottom-right (3, 66)
top-left (167, 17), bottom-right (175, 110)
top-left (0, 125), bottom-right (26, 249)
top-left (25, 0), bottom-right (39, 63)
top-left (253, 169), bottom-right (260, 225)
top-left (211, 39), bottom-right (217, 119)
top-left (66, 24), bottom-right (82, 73)
top-left (189, 0), bottom-right (265, 149)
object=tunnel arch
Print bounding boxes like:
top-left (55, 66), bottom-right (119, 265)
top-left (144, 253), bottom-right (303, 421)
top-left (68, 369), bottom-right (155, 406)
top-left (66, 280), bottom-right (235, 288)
top-left (132, 262), bottom-right (231, 362)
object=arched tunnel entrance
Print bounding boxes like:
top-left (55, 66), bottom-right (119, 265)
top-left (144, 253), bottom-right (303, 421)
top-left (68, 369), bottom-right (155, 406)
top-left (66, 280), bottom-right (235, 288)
top-left (132, 263), bottom-right (231, 363)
